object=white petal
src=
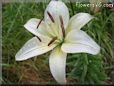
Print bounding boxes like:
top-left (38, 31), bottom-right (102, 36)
top-left (44, 0), bottom-right (69, 28)
top-left (16, 37), bottom-right (56, 61)
top-left (67, 13), bottom-right (94, 32)
top-left (49, 46), bottom-right (67, 84)
top-left (24, 18), bottom-right (47, 36)
top-left (62, 30), bottom-right (100, 55)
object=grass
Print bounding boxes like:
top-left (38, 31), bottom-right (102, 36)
top-left (2, 1), bottom-right (114, 85)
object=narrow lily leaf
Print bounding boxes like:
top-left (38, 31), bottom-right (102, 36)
top-left (44, 0), bottom-right (69, 28)
top-left (15, 37), bottom-right (56, 61)
top-left (62, 30), bottom-right (100, 55)
top-left (49, 46), bottom-right (67, 84)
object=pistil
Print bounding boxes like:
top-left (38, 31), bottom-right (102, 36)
top-left (59, 16), bottom-right (65, 38)
top-left (47, 11), bottom-right (55, 23)
top-left (48, 37), bottom-right (57, 46)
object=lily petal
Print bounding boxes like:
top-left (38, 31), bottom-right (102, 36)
top-left (24, 18), bottom-right (49, 37)
top-left (62, 30), bottom-right (100, 55)
top-left (67, 13), bottom-right (94, 32)
top-left (49, 46), bottom-right (67, 84)
top-left (16, 37), bottom-right (56, 61)
top-left (44, 0), bottom-right (69, 28)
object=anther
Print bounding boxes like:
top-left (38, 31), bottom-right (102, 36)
top-left (36, 36), bottom-right (42, 42)
top-left (37, 19), bottom-right (43, 29)
top-left (59, 16), bottom-right (65, 38)
top-left (48, 37), bottom-right (57, 46)
top-left (47, 11), bottom-right (55, 23)
top-left (33, 35), bottom-right (42, 42)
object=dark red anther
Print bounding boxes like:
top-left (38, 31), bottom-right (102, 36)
top-left (47, 11), bottom-right (55, 23)
top-left (37, 19), bottom-right (43, 29)
top-left (59, 16), bottom-right (65, 38)
top-left (48, 37), bottom-right (57, 46)
top-left (36, 36), bottom-right (42, 42)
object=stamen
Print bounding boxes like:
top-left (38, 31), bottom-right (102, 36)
top-left (36, 36), bottom-right (42, 42)
top-left (37, 19), bottom-right (43, 29)
top-left (48, 37), bottom-right (57, 46)
top-left (59, 16), bottom-right (65, 38)
top-left (47, 11), bottom-right (55, 23)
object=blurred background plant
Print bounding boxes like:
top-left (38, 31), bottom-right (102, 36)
top-left (2, 0), bottom-right (114, 85)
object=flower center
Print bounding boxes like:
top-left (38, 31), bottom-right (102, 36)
top-left (47, 11), bottom-right (65, 46)
top-left (36, 11), bottom-right (66, 46)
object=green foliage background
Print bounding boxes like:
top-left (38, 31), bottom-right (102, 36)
top-left (2, 1), bottom-right (114, 85)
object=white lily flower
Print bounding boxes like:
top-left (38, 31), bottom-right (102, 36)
top-left (15, 0), bottom-right (100, 84)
